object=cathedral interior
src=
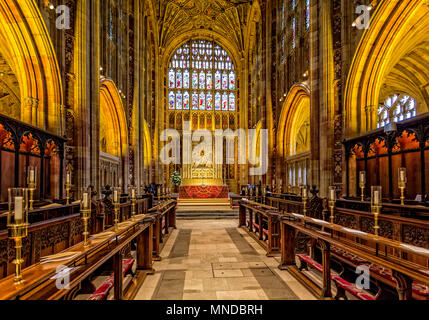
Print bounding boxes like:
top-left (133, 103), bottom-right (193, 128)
top-left (0, 0), bottom-right (429, 304)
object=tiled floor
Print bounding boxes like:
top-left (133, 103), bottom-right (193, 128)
top-left (134, 220), bottom-right (316, 300)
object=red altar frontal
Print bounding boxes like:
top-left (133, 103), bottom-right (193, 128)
top-left (179, 185), bottom-right (229, 199)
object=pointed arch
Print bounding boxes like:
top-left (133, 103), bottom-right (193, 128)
top-left (100, 78), bottom-right (128, 158)
top-left (0, 0), bottom-right (63, 134)
top-left (344, 0), bottom-right (429, 136)
top-left (277, 84), bottom-right (310, 158)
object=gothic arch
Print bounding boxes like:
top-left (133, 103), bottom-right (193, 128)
top-left (100, 78), bottom-right (128, 158)
top-left (344, 0), bottom-right (429, 136)
top-left (277, 84), bottom-right (310, 158)
top-left (0, 0), bottom-right (63, 134)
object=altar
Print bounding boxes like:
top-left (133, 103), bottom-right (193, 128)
top-left (179, 185), bottom-right (229, 199)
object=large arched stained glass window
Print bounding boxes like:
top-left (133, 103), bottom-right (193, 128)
top-left (167, 40), bottom-right (237, 112)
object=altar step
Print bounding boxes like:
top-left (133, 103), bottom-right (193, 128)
top-left (176, 198), bottom-right (238, 219)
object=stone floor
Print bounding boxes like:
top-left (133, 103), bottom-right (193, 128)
top-left (134, 219), bottom-right (316, 300)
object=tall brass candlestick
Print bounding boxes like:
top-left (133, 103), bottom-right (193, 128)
top-left (27, 166), bottom-right (37, 211)
top-left (113, 188), bottom-right (120, 230)
top-left (329, 186), bottom-right (336, 224)
top-left (65, 171), bottom-right (72, 205)
top-left (359, 171), bottom-right (366, 202)
top-left (371, 186), bottom-right (382, 237)
top-left (398, 167), bottom-right (407, 206)
top-left (7, 188), bottom-right (29, 284)
top-left (80, 189), bottom-right (91, 248)
top-left (130, 187), bottom-right (137, 220)
top-left (302, 186), bottom-right (308, 219)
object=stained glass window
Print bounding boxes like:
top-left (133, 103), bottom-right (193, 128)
top-left (176, 91), bottom-right (183, 110)
top-left (207, 72), bottom-right (213, 89)
top-left (192, 72), bottom-right (198, 89)
top-left (215, 71), bottom-right (221, 90)
top-left (229, 71), bottom-right (236, 90)
top-left (207, 93), bottom-right (213, 111)
top-left (199, 93), bottom-right (206, 110)
top-left (183, 92), bottom-right (190, 110)
top-left (222, 93), bottom-right (228, 111)
top-left (183, 70), bottom-right (190, 89)
top-left (176, 70), bottom-right (182, 88)
top-left (169, 91), bottom-right (175, 110)
top-left (229, 93), bottom-right (236, 111)
top-left (169, 69), bottom-right (175, 88)
top-left (167, 40), bottom-right (237, 111)
top-left (306, 0), bottom-right (310, 30)
top-left (377, 94), bottom-right (417, 128)
top-left (199, 71), bottom-right (205, 89)
top-left (292, 18), bottom-right (296, 49)
top-left (192, 93), bottom-right (198, 110)
top-left (222, 72), bottom-right (228, 90)
top-left (215, 92), bottom-right (221, 111)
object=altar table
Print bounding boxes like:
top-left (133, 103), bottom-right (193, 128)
top-left (179, 186), bottom-right (229, 199)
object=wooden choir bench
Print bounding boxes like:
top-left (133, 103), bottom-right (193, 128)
top-left (279, 213), bottom-right (429, 300)
top-left (238, 200), bottom-right (281, 256)
top-left (0, 214), bottom-right (155, 300)
top-left (148, 199), bottom-right (177, 260)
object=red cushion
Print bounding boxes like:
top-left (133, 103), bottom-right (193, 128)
top-left (263, 229), bottom-right (269, 236)
top-left (332, 275), bottom-right (375, 301)
top-left (88, 278), bottom-right (114, 301)
top-left (412, 282), bottom-right (429, 298)
top-left (123, 258), bottom-right (135, 275)
top-left (297, 254), bottom-right (323, 273)
top-left (331, 246), bottom-right (370, 265)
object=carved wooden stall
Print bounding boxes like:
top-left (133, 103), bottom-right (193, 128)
top-left (148, 199), bottom-right (177, 260)
top-left (0, 215), bottom-right (155, 300)
top-left (279, 213), bottom-right (429, 300)
top-left (0, 114), bottom-right (66, 202)
top-left (238, 200), bottom-right (282, 256)
top-left (344, 113), bottom-right (429, 202)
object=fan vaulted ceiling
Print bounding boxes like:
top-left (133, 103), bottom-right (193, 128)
top-left (154, 0), bottom-right (253, 53)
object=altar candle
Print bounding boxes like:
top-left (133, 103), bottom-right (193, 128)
top-left (82, 192), bottom-right (89, 209)
top-left (66, 172), bottom-right (71, 185)
top-left (14, 196), bottom-right (23, 221)
top-left (114, 190), bottom-right (119, 203)
top-left (131, 188), bottom-right (136, 199)
top-left (373, 191), bottom-right (380, 206)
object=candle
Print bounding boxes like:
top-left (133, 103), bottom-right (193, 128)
top-left (374, 191), bottom-right (380, 206)
top-left (302, 188), bottom-right (308, 198)
top-left (360, 171), bottom-right (366, 185)
top-left (330, 188), bottom-right (336, 201)
top-left (113, 190), bottom-right (119, 203)
top-left (14, 196), bottom-right (23, 221)
top-left (399, 169), bottom-right (406, 183)
top-left (66, 172), bottom-right (71, 185)
top-left (82, 192), bottom-right (88, 209)
top-left (131, 188), bottom-right (136, 199)
top-left (29, 168), bottom-right (35, 183)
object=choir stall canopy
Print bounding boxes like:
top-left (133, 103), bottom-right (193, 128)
top-left (0, 114), bottom-right (66, 203)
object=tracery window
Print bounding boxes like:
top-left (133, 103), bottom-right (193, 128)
top-left (168, 40), bottom-right (237, 112)
top-left (377, 94), bottom-right (417, 128)
top-left (305, 0), bottom-right (310, 30)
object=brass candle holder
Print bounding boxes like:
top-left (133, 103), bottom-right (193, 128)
top-left (27, 166), bottom-right (37, 211)
top-left (329, 186), bottom-right (337, 224)
top-left (113, 187), bottom-right (120, 230)
top-left (359, 171), bottom-right (366, 202)
top-left (302, 185), bottom-right (308, 218)
top-left (371, 186), bottom-right (382, 237)
top-left (7, 188), bottom-right (29, 284)
top-left (398, 167), bottom-right (407, 206)
top-left (130, 186), bottom-right (137, 220)
top-left (65, 171), bottom-right (72, 205)
top-left (80, 188), bottom-right (91, 248)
